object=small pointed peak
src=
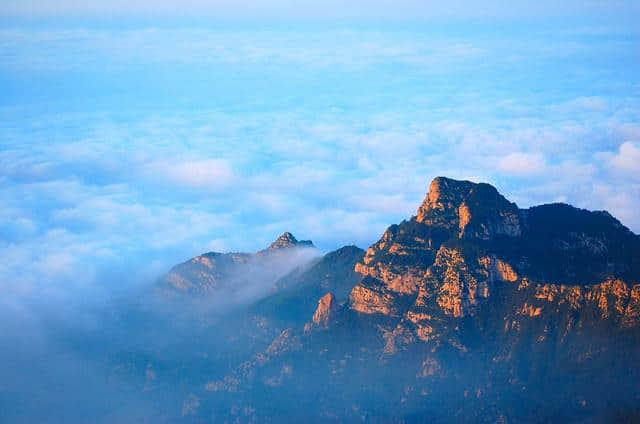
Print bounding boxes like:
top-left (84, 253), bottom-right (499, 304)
top-left (267, 232), bottom-right (315, 250)
top-left (271, 232), bottom-right (297, 248)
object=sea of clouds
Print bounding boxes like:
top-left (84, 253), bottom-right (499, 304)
top-left (1, 22), bottom-right (639, 295)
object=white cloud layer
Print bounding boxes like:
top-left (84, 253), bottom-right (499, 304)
top-left (1, 24), bottom-right (639, 294)
top-left (142, 158), bottom-right (235, 189)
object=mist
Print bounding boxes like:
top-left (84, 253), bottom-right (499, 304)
top-left (0, 237), bottom-right (322, 422)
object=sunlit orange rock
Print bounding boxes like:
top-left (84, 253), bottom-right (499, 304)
top-left (312, 292), bottom-right (336, 328)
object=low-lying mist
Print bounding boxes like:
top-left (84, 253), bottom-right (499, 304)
top-left (0, 244), bottom-right (320, 423)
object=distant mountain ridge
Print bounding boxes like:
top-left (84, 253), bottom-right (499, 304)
top-left (159, 231), bottom-right (319, 296)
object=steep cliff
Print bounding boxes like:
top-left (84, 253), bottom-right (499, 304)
top-left (351, 177), bottom-right (640, 332)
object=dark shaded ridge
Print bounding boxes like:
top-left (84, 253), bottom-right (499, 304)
top-left (251, 245), bottom-right (365, 326)
top-left (500, 203), bottom-right (640, 282)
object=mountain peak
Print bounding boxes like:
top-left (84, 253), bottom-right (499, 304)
top-left (416, 176), bottom-right (521, 239)
top-left (418, 177), bottom-right (472, 216)
top-left (268, 232), bottom-right (315, 250)
top-left (418, 177), bottom-right (493, 217)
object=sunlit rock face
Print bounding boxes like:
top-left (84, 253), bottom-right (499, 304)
top-left (429, 246), bottom-right (490, 318)
top-left (349, 176), bottom-right (640, 347)
top-left (504, 279), bottom-right (640, 327)
top-left (350, 277), bottom-right (401, 316)
top-left (350, 177), bottom-right (527, 320)
top-left (416, 176), bottom-right (522, 239)
top-left (309, 292), bottom-right (336, 329)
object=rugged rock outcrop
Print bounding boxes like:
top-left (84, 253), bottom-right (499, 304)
top-left (350, 276), bottom-right (401, 316)
top-left (304, 292), bottom-right (339, 331)
top-left (416, 177), bottom-right (522, 238)
top-left (349, 177), bottom-right (640, 339)
top-left (311, 292), bottom-right (336, 328)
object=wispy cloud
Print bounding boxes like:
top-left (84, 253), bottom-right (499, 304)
top-left (142, 158), bottom-right (235, 190)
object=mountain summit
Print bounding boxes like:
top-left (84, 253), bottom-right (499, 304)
top-left (416, 176), bottom-right (522, 238)
top-left (266, 232), bottom-right (315, 250)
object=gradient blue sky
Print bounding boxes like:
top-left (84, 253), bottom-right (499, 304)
top-left (1, 2), bottom-right (639, 293)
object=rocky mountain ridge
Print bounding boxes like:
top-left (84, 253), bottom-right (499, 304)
top-left (347, 177), bottom-right (639, 366)
top-left (143, 177), bottom-right (639, 422)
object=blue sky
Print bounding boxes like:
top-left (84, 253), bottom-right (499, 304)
top-left (1, 3), bottom-right (639, 294)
